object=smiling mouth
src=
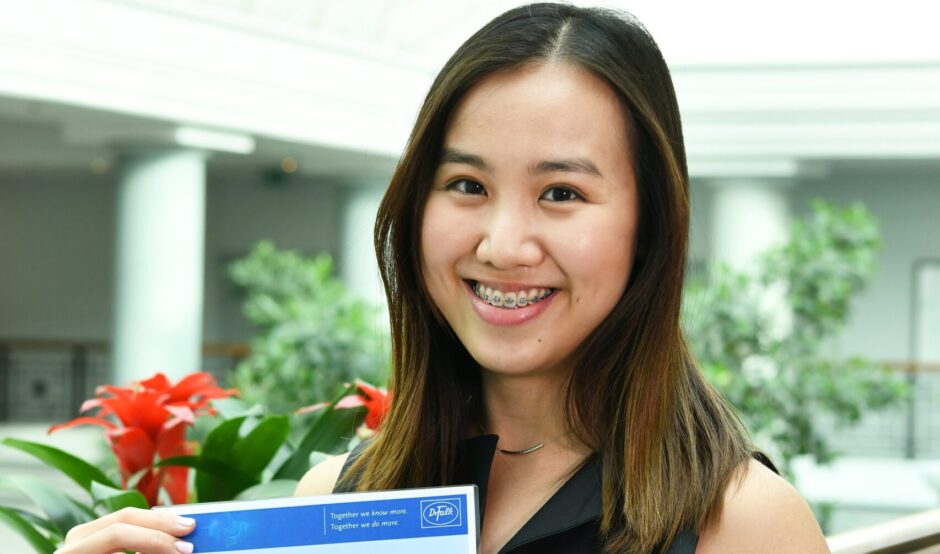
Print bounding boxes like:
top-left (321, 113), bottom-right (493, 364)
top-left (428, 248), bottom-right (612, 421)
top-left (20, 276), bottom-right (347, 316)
top-left (467, 280), bottom-right (557, 309)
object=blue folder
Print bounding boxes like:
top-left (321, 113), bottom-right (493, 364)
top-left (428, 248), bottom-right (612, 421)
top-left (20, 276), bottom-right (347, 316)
top-left (155, 485), bottom-right (479, 553)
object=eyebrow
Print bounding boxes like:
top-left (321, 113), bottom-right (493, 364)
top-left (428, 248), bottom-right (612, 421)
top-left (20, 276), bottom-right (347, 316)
top-left (531, 158), bottom-right (602, 177)
top-left (440, 147), bottom-right (603, 178)
top-left (440, 148), bottom-right (490, 172)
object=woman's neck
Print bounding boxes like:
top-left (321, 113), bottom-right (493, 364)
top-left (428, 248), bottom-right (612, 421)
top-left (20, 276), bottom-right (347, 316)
top-left (478, 369), bottom-right (572, 450)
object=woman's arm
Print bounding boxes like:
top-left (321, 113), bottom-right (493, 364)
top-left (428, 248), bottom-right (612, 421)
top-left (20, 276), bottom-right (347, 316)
top-left (294, 452), bottom-right (351, 496)
top-left (697, 458), bottom-right (830, 553)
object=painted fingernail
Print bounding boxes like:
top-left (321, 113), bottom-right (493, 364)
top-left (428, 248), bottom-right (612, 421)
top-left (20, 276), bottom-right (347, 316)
top-left (177, 516), bottom-right (195, 528)
top-left (175, 540), bottom-right (194, 554)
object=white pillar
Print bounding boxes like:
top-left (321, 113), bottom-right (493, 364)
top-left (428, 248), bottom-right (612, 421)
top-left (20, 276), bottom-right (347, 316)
top-left (709, 178), bottom-right (794, 340)
top-left (709, 179), bottom-right (792, 272)
top-left (340, 184), bottom-right (389, 322)
top-left (113, 149), bottom-right (207, 385)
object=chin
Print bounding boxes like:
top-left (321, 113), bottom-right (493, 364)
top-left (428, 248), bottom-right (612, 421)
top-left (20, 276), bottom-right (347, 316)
top-left (470, 348), bottom-right (572, 378)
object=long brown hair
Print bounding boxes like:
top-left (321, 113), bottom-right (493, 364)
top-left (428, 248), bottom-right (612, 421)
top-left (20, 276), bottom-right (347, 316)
top-left (345, 4), bottom-right (754, 552)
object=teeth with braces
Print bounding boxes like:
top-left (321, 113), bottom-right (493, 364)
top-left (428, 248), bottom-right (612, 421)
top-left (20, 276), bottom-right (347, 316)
top-left (471, 281), bottom-right (554, 309)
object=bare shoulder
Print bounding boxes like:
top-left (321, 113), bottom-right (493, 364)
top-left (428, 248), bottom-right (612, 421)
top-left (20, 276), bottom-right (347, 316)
top-left (697, 458), bottom-right (830, 554)
top-left (294, 452), bottom-right (351, 497)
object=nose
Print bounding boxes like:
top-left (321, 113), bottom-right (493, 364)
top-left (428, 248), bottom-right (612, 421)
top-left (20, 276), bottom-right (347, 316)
top-left (475, 201), bottom-right (544, 269)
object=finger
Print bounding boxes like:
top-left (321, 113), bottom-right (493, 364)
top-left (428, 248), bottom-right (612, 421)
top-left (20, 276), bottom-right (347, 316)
top-left (57, 521), bottom-right (193, 554)
top-left (64, 507), bottom-right (195, 544)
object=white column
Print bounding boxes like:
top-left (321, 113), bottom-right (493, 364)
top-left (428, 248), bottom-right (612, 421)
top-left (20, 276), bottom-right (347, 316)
top-left (113, 149), bottom-right (207, 385)
top-left (340, 184), bottom-right (389, 322)
top-left (708, 178), bottom-right (794, 340)
top-left (709, 179), bottom-right (792, 272)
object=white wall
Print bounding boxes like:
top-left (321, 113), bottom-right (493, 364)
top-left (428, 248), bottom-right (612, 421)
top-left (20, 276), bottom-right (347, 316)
top-left (790, 171), bottom-right (940, 362)
top-left (0, 169), bottom-right (114, 339)
top-left (0, 167), bottom-right (342, 345)
top-left (688, 178), bottom-right (712, 267)
top-left (202, 169), bottom-right (342, 343)
top-left (689, 168), bottom-right (940, 363)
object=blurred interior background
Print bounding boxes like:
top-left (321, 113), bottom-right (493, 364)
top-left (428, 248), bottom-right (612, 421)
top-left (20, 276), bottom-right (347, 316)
top-left (1, 0), bottom-right (939, 551)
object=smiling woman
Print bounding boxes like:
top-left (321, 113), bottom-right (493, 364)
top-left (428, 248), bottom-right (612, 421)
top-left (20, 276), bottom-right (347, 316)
top-left (56, 3), bottom-right (829, 554)
top-left (323, 4), bottom-right (829, 554)
top-left (422, 63), bottom-right (638, 379)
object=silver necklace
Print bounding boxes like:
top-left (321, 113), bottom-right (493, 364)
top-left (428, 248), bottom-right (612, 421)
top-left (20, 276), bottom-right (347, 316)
top-left (498, 442), bottom-right (545, 455)
top-left (478, 422), bottom-right (567, 455)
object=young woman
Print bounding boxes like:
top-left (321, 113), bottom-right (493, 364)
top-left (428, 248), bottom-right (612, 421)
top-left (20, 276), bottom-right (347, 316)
top-left (58, 4), bottom-right (829, 554)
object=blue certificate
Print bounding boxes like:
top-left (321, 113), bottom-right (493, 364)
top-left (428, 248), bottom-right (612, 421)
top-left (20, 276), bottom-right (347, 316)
top-left (155, 485), bottom-right (479, 553)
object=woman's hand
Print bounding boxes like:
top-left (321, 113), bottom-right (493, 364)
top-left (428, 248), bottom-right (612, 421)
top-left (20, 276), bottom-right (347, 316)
top-left (56, 507), bottom-right (196, 554)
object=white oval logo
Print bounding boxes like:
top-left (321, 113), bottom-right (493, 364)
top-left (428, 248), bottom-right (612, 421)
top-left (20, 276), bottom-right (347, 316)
top-left (422, 501), bottom-right (459, 526)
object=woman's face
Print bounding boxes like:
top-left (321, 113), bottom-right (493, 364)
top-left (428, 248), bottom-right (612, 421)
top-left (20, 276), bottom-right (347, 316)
top-left (420, 62), bottom-right (639, 378)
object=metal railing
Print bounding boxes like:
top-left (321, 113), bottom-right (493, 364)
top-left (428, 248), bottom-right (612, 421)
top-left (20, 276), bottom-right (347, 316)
top-left (0, 338), bottom-right (247, 422)
top-left (811, 361), bottom-right (940, 459)
top-left (1, 338), bottom-right (938, 452)
top-left (2, 338), bottom-right (939, 551)
top-left (828, 507), bottom-right (940, 553)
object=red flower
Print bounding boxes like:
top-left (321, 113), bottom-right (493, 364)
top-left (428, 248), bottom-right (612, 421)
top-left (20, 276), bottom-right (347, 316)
top-left (49, 372), bottom-right (237, 506)
top-left (334, 380), bottom-right (391, 431)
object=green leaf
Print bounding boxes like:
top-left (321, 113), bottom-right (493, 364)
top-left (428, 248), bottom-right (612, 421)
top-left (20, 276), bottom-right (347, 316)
top-left (157, 414), bottom-right (289, 503)
top-left (211, 397), bottom-right (264, 420)
top-left (0, 506), bottom-right (57, 554)
top-left (194, 416), bottom-right (251, 502)
top-left (274, 386), bottom-right (365, 480)
top-left (232, 415), bottom-right (290, 478)
top-left (234, 480), bottom-right (299, 501)
top-left (1, 438), bottom-right (117, 492)
top-left (0, 475), bottom-right (92, 536)
top-left (8, 507), bottom-right (58, 534)
top-left (157, 456), bottom-right (258, 502)
top-left (68, 497), bottom-right (99, 521)
top-left (90, 481), bottom-right (149, 512)
top-left (201, 416), bottom-right (247, 460)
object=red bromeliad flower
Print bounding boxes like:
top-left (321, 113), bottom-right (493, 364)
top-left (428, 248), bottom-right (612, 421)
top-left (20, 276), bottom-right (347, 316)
top-left (334, 380), bottom-right (391, 431)
top-left (49, 372), bottom-right (237, 506)
top-left (297, 380), bottom-right (391, 432)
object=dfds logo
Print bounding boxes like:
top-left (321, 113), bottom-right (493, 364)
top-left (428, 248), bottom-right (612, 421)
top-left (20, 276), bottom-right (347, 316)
top-left (420, 498), bottom-right (462, 528)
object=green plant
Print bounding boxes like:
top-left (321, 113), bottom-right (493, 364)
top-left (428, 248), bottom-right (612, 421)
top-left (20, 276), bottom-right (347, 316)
top-left (684, 200), bottom-right (908, 475)
top-left (155, 388), bottom-right (369, 502)
top-left (228, 241), bottom-right (388, 414)
top-left (0, 372), bottom-right (383, 552)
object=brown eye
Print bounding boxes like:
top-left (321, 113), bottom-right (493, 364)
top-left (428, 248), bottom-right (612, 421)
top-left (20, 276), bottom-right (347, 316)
top-left (540, 186), bottom-right (581, 202)
top-left (446, 179), bottom-right (486, 196)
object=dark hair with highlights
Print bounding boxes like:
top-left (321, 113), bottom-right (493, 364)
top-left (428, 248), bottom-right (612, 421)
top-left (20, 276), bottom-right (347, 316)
top-left (343, 4), bottom-right (755, 552)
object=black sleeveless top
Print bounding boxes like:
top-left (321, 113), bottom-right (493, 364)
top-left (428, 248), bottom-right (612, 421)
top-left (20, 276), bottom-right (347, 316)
top-left (332, 435), bottom-right (768, 553)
